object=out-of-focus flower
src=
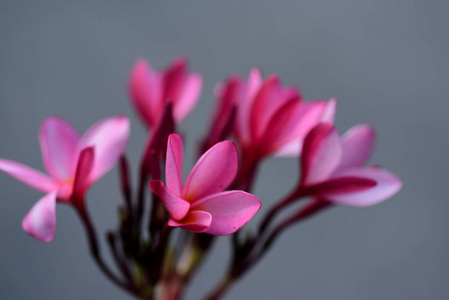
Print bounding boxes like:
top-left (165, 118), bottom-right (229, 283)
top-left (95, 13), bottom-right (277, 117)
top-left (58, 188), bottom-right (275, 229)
top-left (212, 68), bottom-right (332, 159)
top-left (129, 57), bottom-right (202, 128)
top-left (149, 134), bottom-right (261, 235)
top-left (299, 123), bottom-right (402, 206)
top-left (0, 116), bottom-right (130, 241)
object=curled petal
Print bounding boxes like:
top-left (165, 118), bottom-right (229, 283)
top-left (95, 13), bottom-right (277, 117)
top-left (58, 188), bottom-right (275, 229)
top-left (0, 159), bottom-right (58, 193)
top-left (301, 123), bottom-right (342, 186)
top-left (168, 210), bottom-right (212, 233)
top-left (129, 59), bottom-right (162, 128)
top-left (326, 167), bottom-right (402, 206)
top-left (192, 191), bottom-right (262, 236)
top-left (165, 134), bottom-right (183, 197)
top-left (337, 124), bottom-right (376, 170)
top-left (39, 117), bottom-right (79, 181)
top-left (22, 191), bottom-right (57, 242)
top-left (78, 116), bottom-right (130, 183)
top-left (72, 147), bottom-right (95, 201)
top-left (304, 176), bottom-right (377, 196)
top-left (149, 180), bottom-right (190, 221)
top-left (210, 76), bottom-right (242, 144)
top-left (183, 141), bottom-right (238, 201)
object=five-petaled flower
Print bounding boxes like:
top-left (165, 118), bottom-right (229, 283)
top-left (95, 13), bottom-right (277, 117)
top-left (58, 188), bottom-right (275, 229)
top-left (0, 116), bottom-right (130, 242)
top-left (299, 123), bottom-right (402, 206)
top-left (129, 57), bottom-right (202, 128)
top-left (149, 134), bottom-right (261, 235)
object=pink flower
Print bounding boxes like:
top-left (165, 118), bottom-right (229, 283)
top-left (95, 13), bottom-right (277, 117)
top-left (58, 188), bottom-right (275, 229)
top-left (0, 116), bottom-right (130, 241)
top-left (129, 57), bottom-right (203, 128)
top-left (149, 134), bottom-right (261, 235)
top-left (299, 123), bottom-right (402, 206)
top-left (214, 68), bottom-right (332, 158)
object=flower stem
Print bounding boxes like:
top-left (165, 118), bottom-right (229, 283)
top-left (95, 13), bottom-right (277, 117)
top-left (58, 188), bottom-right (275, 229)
top-left (76, 204), bottom-right (137, 296)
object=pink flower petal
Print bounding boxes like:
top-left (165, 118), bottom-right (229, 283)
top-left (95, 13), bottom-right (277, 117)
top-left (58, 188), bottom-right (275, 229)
top-left (258, 97), bottom-right (299, 155)
top-left (235, 68), bottom-right (262, 142)
top-left (337, 124), bottom-right (376, 171)
top-left (246, 68), bottom-right (263, 104)
top-left (273, 101), bottom-right (327, 157)
top-left (318, 98), bottom-right (337, 123)
top-left (22, 191), bottom-right (57, 242)
top-left (249, 76), bottom-right (285, 140)
top-left (0, 159), bottom-right (58, 193)
top-left (304, 176), bottom-right (377, 196)
top-left (162, 58), bottom-right (186, 105)
top-left (183, 141), bottom-right (238, 201)
top-left (165, 134), bottom-right (183, 197)
top-left (149, 180), bottom-right (190, 221)
top-left (191, 191), bottom-right (261, 235)
top-left (168, 210), bottom-right (212, 233)
top-left (78, 116), bottom-right (130, 183)
top-left (39, 117), bottom-right (79, 181)
top-left (326, 167), bottom-right (402, 206)
top-left (209, 76), bottom-right (242, 145)
top-left (129, 59), bottom-right (162, 128)
top-left (301, 123), bottom-right (342, 186)
top-left (173, 73), bottom-right (202, 123)
top-left (72, 147), bottom-right (95, 201)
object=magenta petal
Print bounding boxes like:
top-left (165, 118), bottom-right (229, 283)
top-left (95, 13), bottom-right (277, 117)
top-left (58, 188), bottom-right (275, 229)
top-left (72, 147), bottom-right (95, 200)
top-left (319, 98), bottom-right (337, 123)
top-left (129, 59), bottom-right (162, 128)
top-left (22, 191), bottom-right (57, 242)
top-left (305, 176), bottom-right (377, 196)
top-left (163, 58), bottom-right (186, 104)
top-left (165, 134), bottom-right (183, 197)
top-left (236, 68), bottom-right (262, 142)
top-left (337, 124), bottom-right (376, 170)
top-left (210, 76), bottom-right (242, 144)
top-left (149, 180), bottom-right (190, 221)
top-left (246, 68), bottom-right (263, 103)
top-left (183, 141), bottom-right (238, 201)
top-left (39, 117), bottom-right (79, 181)
top-left (78, 116), bottom-right (130, 183)
top-left (0, 159), bottom-right (58, 193)
top-left (273, 101), bottom-right (327, 157)
top-left (326, 167), bottom-right (402, 206)
top-left (259, 97), bottom-right (299, 155)
top-left (250, 76), bottom-right (284, 140)
top-left (168, 210), bottom-right (212, 233)
top-left (301, 123), bottom-right (342, 186)
top-left (173, 73), bottom-right (202, 123)
top-left (191, 191), bottom-right (261, 235)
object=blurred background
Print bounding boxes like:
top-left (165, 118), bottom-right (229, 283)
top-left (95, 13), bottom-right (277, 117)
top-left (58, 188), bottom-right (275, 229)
top-left (0, 1), bottom-right (447, 299)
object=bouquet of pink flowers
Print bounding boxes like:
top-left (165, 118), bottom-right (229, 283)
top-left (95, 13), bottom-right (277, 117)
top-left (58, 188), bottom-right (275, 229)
top-left (0, 57), bottom-right (402, 300)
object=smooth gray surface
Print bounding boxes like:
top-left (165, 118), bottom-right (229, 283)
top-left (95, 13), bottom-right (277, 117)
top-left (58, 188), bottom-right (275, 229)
top-left (0, 1), bottom-right (447, 299)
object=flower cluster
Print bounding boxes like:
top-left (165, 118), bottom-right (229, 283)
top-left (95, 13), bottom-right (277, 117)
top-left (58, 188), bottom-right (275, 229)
top-left (0, 57), bottom-right (401, 300)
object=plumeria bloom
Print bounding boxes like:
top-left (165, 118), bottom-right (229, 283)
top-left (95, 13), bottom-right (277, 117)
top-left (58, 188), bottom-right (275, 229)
top-left (0, 116), bottom-right (130, 241)
top-left (299, 123), bottom-right (402, 206)
top-left (149, 134), bottom-right (261, 235)
top-left (129, 57), bottom-right (202, 128)
top-left (212, 68), bottom-right (332, 159)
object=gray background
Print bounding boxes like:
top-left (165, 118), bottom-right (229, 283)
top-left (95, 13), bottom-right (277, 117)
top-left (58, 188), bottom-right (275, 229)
top-left (0, 1), bottom-right (447, 299)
